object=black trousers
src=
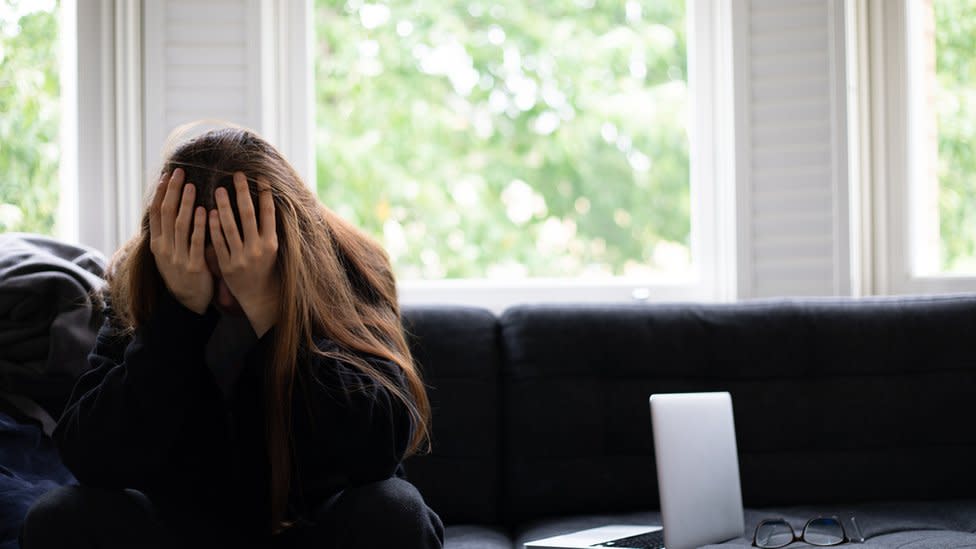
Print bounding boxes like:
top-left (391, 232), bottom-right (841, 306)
top-left (19, 477), bottom-right (444, 549)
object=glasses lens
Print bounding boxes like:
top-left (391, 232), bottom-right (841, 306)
top-left (755, 520), bottom-right (795, 548)
top-left (804, 517), bottom-right (845, 546)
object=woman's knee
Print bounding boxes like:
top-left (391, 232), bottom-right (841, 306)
top-left (318, 478), bottom-right (444, 548)
top-left (341, 477), bottom-right (423, 516)
top-left (21, 484), bottom-right (157, 548)
top-left (22, 484), bottom-right (90, 546)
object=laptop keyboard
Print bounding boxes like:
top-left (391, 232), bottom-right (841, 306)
top-left (590, 530), bottom-right (665, 549)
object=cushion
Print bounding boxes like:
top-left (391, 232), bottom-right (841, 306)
top-left (401, 306), bottom-right (502, 525)
top-left (704, 500), bottom-right (976, 548)
top-left (499, 296), bottom-right (976, 522)
top-left (516, 500), bottom-right (976, 549)
top-left (445, 524), bottom-right (513, 549)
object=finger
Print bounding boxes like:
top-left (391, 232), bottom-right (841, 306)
top-left (148, 173), bottom-right (168, 242)
top-left (234, 172), bottom-right (259, 244)
top-left (188, 207), bottom-right (207, 269)
top-left (160, 168), bottom-right (185, 249)
top-left (257, 181), bottom-right (277, 247)
top-left (215, 186), bottom-right (243, 254)
top-left (174, 183), bottom-right (196, 258)
top-left (209, 209), bottom-right (232, 267)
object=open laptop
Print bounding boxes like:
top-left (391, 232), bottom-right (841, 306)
top-left (524, 392), bottom-right (744, 549)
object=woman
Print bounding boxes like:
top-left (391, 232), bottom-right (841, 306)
top-left (20, 128), bottom-right (444, 549)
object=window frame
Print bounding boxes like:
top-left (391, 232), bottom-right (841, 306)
top-left (61, 0), bottom-right (738, 311)
top-left (300, 0), bottom-right (737, 312)
top-left (59, 0), bottom-right (144, 257)
top-left (849, 0), bottom-right (976, 295)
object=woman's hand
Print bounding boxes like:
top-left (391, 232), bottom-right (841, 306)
top-left (209, 172), bottom-right (280, 337)
top-left (148, 168), bottom-right (212, 315)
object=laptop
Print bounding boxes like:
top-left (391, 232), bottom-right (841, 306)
top-left (524, 392), bottom-right (744, 549)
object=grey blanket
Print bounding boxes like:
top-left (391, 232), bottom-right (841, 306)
top-left (0, 232), bottom-right (106, 428)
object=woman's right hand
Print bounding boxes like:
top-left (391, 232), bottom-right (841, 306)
top-left (149, 168), bottom-right (213, 314)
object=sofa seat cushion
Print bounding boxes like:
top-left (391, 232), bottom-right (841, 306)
top-left (708, 501), bottom-right (976, 548)
top-left (445, 524), bottom-right (513, 549)
top-left (516, 500), bottom-right (976, 549)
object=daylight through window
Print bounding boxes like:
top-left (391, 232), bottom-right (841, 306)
top-left (909, 0), bottom-right (976, 275)
top-left (314, 0), bottom-right (691, 282)
top-left (0, 0), bottom-right (60, 235)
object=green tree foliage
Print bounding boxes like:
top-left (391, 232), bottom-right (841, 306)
top-left (935, 0), bottom-right (976, 272)
top-left (315, 0), bottom-right (690, 280)
top-left (0, 0), bottom-right (59, 235)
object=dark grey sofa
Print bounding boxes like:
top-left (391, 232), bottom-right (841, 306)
top-left (400, 295), bottom-right (976, 549)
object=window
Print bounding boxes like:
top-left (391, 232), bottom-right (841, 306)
top-left (907, 0), bottom-right (976, 275)
top-left (0, 0), bottom-right (60, 235)
top-left (850, 0), bottom-right (976, 294)
top-left (313, 0), bottom-right (699, 289)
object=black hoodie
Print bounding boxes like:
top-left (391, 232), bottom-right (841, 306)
top-left (52, 289), bottom-right (413, 547)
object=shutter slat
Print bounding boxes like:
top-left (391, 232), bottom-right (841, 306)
top-left (744, 0), bottom-right (842, 297)
top-left (145, 0), bottom-right (261, 170)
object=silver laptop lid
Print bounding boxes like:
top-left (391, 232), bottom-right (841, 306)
top-left (650, 392), bottom-right (744, 549)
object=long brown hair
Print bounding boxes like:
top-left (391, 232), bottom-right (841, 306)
top-left (106, 126), bottom-right (431, 534)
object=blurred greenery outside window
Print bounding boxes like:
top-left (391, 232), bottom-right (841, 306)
top-left (0, 0), bottom-right (60, 235)
top-left (314, 0), bottom-right (692, 281)
top-left (918, 0), bottom-right (976, 274)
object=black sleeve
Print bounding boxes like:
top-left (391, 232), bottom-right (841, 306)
top-left (303, 342), bottom-right (414, 489)
top-left (53, 290), bottom-right (222, 490)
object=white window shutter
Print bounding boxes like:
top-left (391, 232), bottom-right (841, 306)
top-left (734, 0), bottom-right (851, 298)
top-left (142, 0), bottom-right (313, 189)
top-left (143, 0), bottom-right (266, 175)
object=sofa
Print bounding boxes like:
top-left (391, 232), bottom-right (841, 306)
top-left (399, 294), bottom-right (976, 548)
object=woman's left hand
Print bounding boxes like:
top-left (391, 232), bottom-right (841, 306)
top-left (209, 172), bottom-right (280, 337)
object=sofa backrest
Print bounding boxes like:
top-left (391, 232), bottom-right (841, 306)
top-left (401, 306), bottom-right (502, 525)
top-left (499, 296), bottom-right (976, 524)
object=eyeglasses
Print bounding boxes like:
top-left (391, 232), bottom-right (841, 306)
top-left (753, 516), bottom-right (864, 548)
